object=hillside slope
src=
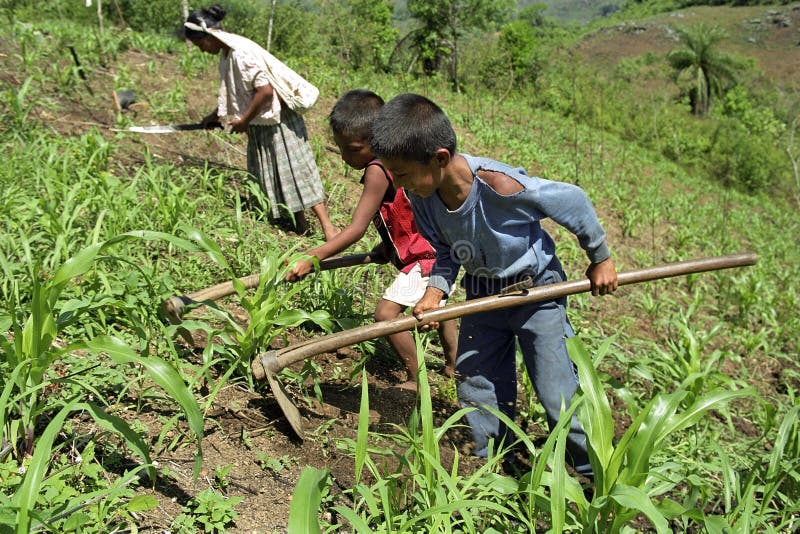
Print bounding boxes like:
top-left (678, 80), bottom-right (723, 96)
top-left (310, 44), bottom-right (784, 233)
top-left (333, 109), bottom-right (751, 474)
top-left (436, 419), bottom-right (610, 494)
top-left (572, 3), bottom-right (800, 93)
top-left (1, 4), bottom-right (799, 532)
top-left (539, 0), bottom-right (626, 23)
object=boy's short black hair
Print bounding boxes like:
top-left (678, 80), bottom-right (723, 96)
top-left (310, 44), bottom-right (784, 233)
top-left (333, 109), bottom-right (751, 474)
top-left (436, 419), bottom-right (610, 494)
top-left (328, 89), bottom-right (384, 140)
top-left (370, 93), bottom-right (457, 164)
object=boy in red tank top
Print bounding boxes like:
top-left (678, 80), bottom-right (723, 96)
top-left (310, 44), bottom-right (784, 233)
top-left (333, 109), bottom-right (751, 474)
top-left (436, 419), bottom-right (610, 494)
top-left (286, 90), bottom-right (457, 391)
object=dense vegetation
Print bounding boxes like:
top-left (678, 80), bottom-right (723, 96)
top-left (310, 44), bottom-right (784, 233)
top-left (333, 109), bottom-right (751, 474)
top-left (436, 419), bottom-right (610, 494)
top-left (1, 0), bottom-right (798, 532)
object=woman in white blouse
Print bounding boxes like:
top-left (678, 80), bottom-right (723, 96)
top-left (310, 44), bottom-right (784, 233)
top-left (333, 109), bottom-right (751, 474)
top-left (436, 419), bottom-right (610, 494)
top-left (184, 4), bottom-right (338, 239)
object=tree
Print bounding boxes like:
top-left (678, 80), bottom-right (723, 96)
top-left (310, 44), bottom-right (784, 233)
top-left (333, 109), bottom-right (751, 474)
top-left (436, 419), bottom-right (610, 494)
top-left (667, 24), bottom-right (741, 116)
top-left (406, 0), bottom-right (514, 91)
top-left (497, 4), bottom-right (552, 85)
top-left (321, 0), bottom-right (396, 72)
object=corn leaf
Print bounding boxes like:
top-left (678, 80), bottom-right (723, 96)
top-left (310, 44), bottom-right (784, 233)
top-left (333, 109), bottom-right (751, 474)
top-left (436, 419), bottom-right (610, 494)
top-left (84, 335), bottom-right (204, 476)
top-left (14, 400), bottom-right (77, 534)
top-left (288, 466), bottom-right (328, 532)
top-left (178, 226), bottom-right (230, 269)
top-left (78, 402), bottom-right (156, 481)
top-left (609, 484), bottom-right (669, 533)
top-left (331, 506), bottom-right (373, 533)
top-left (662, 387), bottom-right (754, 441)
top-left (354, 370), bottom-right (369, 487)
top-left (569, 337), bottom-right (614, 471)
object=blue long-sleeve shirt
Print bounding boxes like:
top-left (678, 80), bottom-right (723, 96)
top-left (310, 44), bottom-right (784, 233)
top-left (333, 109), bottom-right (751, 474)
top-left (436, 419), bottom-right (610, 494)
top-left (408, 154), bottom-right (611, 296)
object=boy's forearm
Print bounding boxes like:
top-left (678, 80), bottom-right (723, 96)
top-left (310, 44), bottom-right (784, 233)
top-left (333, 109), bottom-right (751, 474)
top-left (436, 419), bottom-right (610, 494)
top-left (422, 286), bottom-right (445, 304)
top-left (532, 180), bottom-right (610, 262)
top-left (586, 241), bottom-right (611, 264)
top-left (306, 225), bottom-right (365, 261)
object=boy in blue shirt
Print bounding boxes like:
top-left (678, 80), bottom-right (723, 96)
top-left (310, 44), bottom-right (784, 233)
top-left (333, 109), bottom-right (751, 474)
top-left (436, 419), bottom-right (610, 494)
top-left (369, 93), bottom-right (618, 476)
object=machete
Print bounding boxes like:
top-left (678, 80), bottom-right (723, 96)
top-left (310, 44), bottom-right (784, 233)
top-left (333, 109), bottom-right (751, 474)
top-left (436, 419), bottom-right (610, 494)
top-left (117, 121), bottom-right (223, 134)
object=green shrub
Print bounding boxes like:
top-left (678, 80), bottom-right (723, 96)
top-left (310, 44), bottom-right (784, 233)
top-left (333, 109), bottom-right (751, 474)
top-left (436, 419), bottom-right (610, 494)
top-left (706, 120), bottom-right (780, 192)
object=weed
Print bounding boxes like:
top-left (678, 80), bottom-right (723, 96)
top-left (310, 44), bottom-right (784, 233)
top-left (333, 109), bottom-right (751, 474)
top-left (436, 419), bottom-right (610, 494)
top-left (255, 453), bottom-right (296, 474)
top-left (173, 488), bottom-right (243, 533)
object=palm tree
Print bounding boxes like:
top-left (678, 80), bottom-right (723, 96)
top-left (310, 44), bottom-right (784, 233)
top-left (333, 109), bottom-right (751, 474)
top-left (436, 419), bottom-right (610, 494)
top-left (667, 24), bottom-right (740, 116)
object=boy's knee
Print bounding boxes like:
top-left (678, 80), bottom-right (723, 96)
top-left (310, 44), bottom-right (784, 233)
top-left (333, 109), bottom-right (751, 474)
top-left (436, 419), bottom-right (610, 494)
top-left (374, 300), bottom-right (402, 322)
top-left (374, 308), bottom-right (394, 322)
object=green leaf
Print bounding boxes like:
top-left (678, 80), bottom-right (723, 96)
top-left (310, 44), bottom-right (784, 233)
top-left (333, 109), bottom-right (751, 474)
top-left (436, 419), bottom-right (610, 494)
top-left (768, 405), bottom-right (800, 479)
top-left (78, 402), bottom-right (156, 481)
top-left (623, 392), bottom-right (686, 488)
top-left (354, 370), bottom-right (369, 487)
top-left (288, 467), bottom-right (328, 532)
top-left (331, 506), bottom-right (372, 533)
top-left (569, 337), bottom-right (614, 471)
top-left (14, 400), bottom-right (77, 533)
top-left (415, 332), bottom-right (437, 471)
top-left (550, 407), bottom-right (568, 534)
top-left (397, 499), bottom-right (515, 533)
top-left (0, 360), bottom-right (29, 446)
top-left (49, 230), bottom-right (209, 294)
top-left (661, 387), bottom-right (754, 441)
top-left (104, 230), bottom-right (204, 254)
top-left (125, 494), bottom-right (159, 513)
top-left (84, 336), bottom-right (204, 476)
top-left (49, 243), bottom-right (104, 289)
top-left (272, 309), bottom-right (332, 330)
top-left (609, 484), bottom-right (669, 533)
top-left (179, 226), bottom-right (230, 269)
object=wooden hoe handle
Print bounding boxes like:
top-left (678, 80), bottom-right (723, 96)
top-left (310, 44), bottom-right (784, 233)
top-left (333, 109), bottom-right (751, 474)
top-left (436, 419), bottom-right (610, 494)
top-left (161, 252), bottom-right (378, 324)
top-left (252, 252), bottom-right (758, 380)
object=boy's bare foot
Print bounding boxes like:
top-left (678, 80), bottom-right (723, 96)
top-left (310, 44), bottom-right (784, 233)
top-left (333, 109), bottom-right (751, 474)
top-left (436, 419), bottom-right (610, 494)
top-left (394, 380), bottom-right (418, 392)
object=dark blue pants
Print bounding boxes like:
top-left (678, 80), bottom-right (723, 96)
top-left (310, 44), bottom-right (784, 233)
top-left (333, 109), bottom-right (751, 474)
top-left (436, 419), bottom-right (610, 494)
top-left (457, 261), bottom-right (592, 475)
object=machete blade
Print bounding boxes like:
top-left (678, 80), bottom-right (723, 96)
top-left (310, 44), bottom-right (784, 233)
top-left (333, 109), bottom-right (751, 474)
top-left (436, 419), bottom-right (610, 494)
top-left (124, 124), bottom-right (208, 134)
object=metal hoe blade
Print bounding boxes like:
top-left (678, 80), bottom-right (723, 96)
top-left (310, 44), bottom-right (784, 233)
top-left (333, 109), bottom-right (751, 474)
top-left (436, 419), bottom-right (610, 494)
top-left (264, 360), bottom-right (306, 438)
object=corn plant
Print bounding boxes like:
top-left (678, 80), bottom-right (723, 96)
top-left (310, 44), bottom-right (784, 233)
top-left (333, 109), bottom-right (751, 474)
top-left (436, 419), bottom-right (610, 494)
top-left (566, 337), bottom-right (755, 532)
top-left (289, 465), bottom-right (330, 533)
top-left (304, 333), bottom-right (566, 532)
top-left (705, 403), bottom-right (800, 532)
top-left (0, 77), bottom-right (37, 137)
top-left (0, 232), bottom-right (212, 532)
top-left (172, 238), bottom-right (335, 395)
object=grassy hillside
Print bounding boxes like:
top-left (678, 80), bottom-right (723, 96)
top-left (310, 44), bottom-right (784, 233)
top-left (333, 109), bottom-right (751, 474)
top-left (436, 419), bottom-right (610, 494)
top-left (1, 2), bottom-right (799, 532)
top-left (538, 0), bottom-right (626, 23)
top-left (573, 3), bottom-right (800, 91)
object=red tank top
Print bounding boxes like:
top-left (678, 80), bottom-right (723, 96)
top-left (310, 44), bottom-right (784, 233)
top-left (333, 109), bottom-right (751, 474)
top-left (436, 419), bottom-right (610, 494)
top-left (361, 160), bottom-right (436, 275)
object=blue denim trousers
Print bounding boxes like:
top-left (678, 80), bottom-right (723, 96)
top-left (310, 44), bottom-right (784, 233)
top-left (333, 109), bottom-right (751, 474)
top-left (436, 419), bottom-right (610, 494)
top-left (456, 259), bottom-right (592, 476)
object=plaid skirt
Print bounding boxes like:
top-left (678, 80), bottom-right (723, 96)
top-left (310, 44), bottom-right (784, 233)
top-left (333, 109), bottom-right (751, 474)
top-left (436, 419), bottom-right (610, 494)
top-left (246, 107), bottom-right (324, 219)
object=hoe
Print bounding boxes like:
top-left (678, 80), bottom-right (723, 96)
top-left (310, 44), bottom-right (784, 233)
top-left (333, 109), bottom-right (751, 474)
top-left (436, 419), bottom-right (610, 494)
top-left (161, 252), bottom-right (381, 326)
top-left (250, 253), bottom-right (758, 439)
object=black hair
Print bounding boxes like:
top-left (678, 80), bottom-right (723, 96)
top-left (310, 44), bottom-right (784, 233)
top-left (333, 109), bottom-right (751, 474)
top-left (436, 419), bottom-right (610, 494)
top-left (184, 4), bottom-right (226, 40)
top-left (369, 93), bottom-right (457, 164)
top-left (328, 89), bottom-right (384, 140)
